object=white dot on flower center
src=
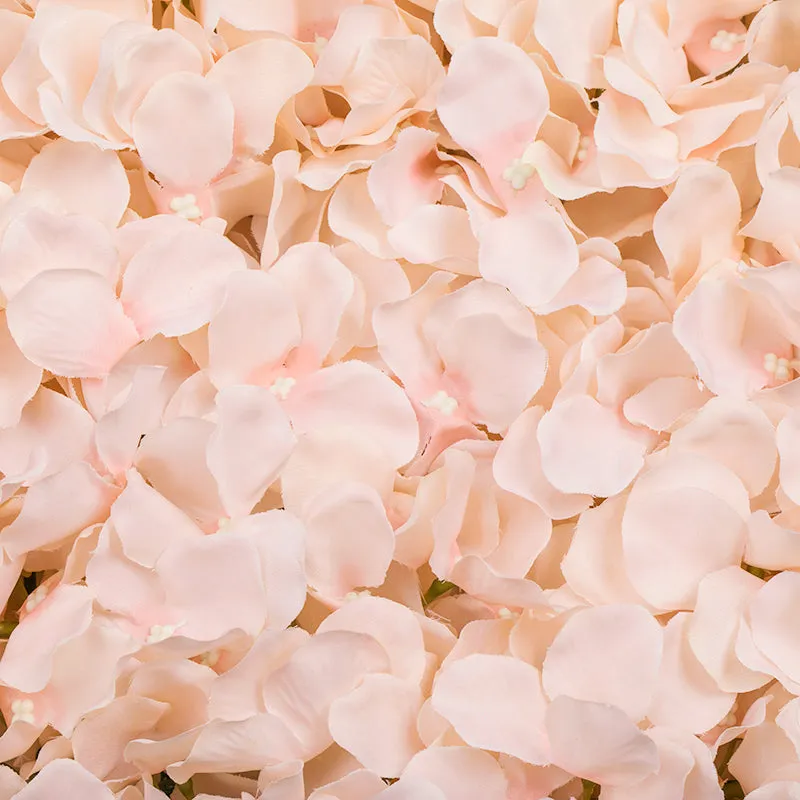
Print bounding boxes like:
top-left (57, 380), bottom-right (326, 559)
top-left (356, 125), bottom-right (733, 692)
top-left (422, 390), bottom-right (459, 416)
top-left (269, 376), bottom-right (296, 400)
top-left (146, 623), bottom-right (180, 645)
top-left (169, 194), bottom-right (203, 221)
top-left (575, 135), bottom-right (591, 162)
top-left (764, 352), bottom-right (792, 382)
top-left (497, 607), bottom-right (517, 620)
top-left (709, 30), bottom-right (746, 53)
top-left (502, 157), bottom-right (535, 191)
top-left (10, 699), bottom-right (35, 725)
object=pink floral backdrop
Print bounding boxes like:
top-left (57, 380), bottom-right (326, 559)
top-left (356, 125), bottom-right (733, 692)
top-left (0, 0), bottom-right (798, 798)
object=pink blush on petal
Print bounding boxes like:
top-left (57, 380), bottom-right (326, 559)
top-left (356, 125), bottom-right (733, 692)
top-left (684, 18), bottom-right (748, 75)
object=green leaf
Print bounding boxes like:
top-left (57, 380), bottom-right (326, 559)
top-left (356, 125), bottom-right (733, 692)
top-left (423, 579), bottom-right (457, 606)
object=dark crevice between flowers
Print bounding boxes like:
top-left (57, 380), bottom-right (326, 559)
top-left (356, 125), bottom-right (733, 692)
top-left (581, 779), bottom-right (600, 800)
top-left (742, 563), bottom-right (779, 580)
top-left (157, 772), bottom-right (195, 798)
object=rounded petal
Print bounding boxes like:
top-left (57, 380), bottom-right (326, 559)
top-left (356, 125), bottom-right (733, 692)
top-left (478, 205), bottom-right (580, 310)
top-left (431, 653), bottom-right (549, 765)
top-left (207, 385), bottom-right (296, 519)
top-left (286, 361), bottom-right (419, 470)
top-left (121, 224), bottom-right (246, 338)
top-left (329, 674), bottom-right (423, 777)
top-left (546, 696), bottom-right (659, 786)
top-left (621, 454), bottom-right (749, 610)
top-left (750, 571), bottom-right (800, 685)
top-left (6, 270), bottom-right (139, 378)
top-left (20, 140), bottom-right (130, 229)
top-left (207, 39), bottom-right (314, 156)
top-left (0, 311), bottom-right (41, 429)
top-left (132, 72), bottom-right (234, 188)
top-left (304, 482), bottom-right (394, 597)
top-left (13, 759), bottom-right (113, 800)
top-left (402, 746), bottom-right (509, 800)
top-left (542, 604), bottom-right (663, 721)
top-left (537, 395), bottom-right (648, 497)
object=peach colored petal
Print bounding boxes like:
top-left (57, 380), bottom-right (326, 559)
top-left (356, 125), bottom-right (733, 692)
top-left (0, 310), bottom-right (41, 430)
top-left (431, 654), bottom-right (549, 765)
top-left (750, 570), bottom-right (800, 685)
top-left (545, 696), bottom-right (659, 785)
top-left (132, 72), bottom-right (234, 189)
top-left (542, 603), bottom-right (663, 721)
top-left (6, 269), bottom-right (139, 378)
top-left (648, 612), bottom-right (736, 734)
top-left (121, 224), bottom-right (246, 339)
top-left (478, 204), bottom-right (580, 310)
top-left (329, 674), bottom-right (423, 777)
top-left (13, 759), bottom-right (114, 800)
top-left (207, 39), bottom-right (313, 156)
top-left (621, 454), bottom-right (750, 611)
top-left (20, 139), bottom-right (130, 229)
top-left (207, 385), bottom-right (296, 519)
top-left (537, 395), bottom-right (648, 497)
top-left (304, 482), bottom-right (394, 598)
top-left (402, 746), bottom-right (508, 800)
top-left (0, 207), bottom-right (118, 301)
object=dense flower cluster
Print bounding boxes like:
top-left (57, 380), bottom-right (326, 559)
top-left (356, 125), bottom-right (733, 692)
top-left (2, 0), bottom-right (800, 798)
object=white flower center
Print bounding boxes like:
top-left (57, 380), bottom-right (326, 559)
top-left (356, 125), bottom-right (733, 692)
top-left (344, 590), bottom-right (371, 602)
top-left (169, 194), bottom-right (203, 221)
top-left (497, 607), bottom-right (518, 620)
top-left (11, 699), bottom-right (35, 725)
top-left (709, 29), bottom-right (746, 53)
top-left (502, 157), bottom-right (535, 191)
top-left (146, 623), bottom-right (181, 645)
top-left (269, 376), bottom-right (296, 400)
top-left (764, 352), bottom-right (793, 383)
top-left (422, 390), bottom-right (459, 417)
top-left (575, 135), bottom-right (592, 163)
top-left (25, 586), bottom-right (47, 612)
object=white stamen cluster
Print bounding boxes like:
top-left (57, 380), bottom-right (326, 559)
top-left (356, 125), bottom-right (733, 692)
top-left (269, 376), bottom-right (297, 400)
top-left (422, 390), bottom-right (459, 416)
top-left (10, 699), bottom-right (35, 725)
top-left (764, 352), bottom-right (793, 383)
top-left (502, 157), bottom-right (535, 191)
top-left (169, 193), bottom-right (203, 221)
top-left (146, 623), bottom-right (181, 644)
top-left (709, 30), bottom-right (746, 53)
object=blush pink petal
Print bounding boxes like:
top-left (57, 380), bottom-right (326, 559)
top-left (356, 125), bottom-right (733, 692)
top-left (6, 269), bottom-right (139, 378)
top-left (367, 126), bottom-right (442, 226)
top-left (20, 139), bottom-right (130, 229)
top-left (207, 39), bottom-right (313, 156)
top-left (493, 406), bottom-right (592, 520)
top-left (436, 37), bottom-right (548, 182)
top-left (402, 746), bottom-right (508, 800)
top-left (750, 570), bottom-right (800, 685)
top-left (562, 494), bottom-right (647, 606)
top-left (431, 653), bottom-right (549, 765)
top-left (537, 395), bottom-right (648, 497)
top-left (328, 673), bottom-right (423, 777)
top-left (621, 453), bottom-right (750, 610)
top-left (132, 72), bottom-right (234, 189)
top-left (304, 482), bottom-right (394, 598)
top-left (670, 398), bottom-right (777, 498)
top-left (652, 163), bottom-right (742, 291)
top-left (317, 595), bottom-right (427, 684)
top-left (269, 243), bottom-right (355, 364)
top-left (0, 207), bottom-right (118, 301)
top-left (388, 205), bottom-right (480, 277)
top-left (121, 224), bottom-right (246, 339)
top-left (0, 311), bottom-right (41, 430)
top-left (777, 410), bottom-right (800, 506)
top-left (622, 376), bottom-right (711, 432)
top-left (648, 612), bottom-right (736, 734)
top-left (207, 386), bottom-right (296, 519)
top-left (307, 769), bottom-right (387, 800)
top-left (13, 759), bottom-right (114, 800)
top-left (545, 696), bottom-right (659, 785)
top-left (135, 417), bottom-right (225, 528)
top-left (207, 269), bottom-right (301, 389)
top-left (261, 630), bottom-right (391, 759)
top-left (741, 167), bottom-right (800, 261)
top-left (285, 361), bottom-right (419, 470)
top-left (542, 603), bottom-right (663, 721)
top-left (0, 584), bottom-right (93, 693)
top-left (746, 510), bottom-right (800, 572)
top-left (0, 387), bottom-right (93, 484)
top-left (111, 468), bottom-right (202, 569)
top-left (478, 204), bottom-right (580, 310)
top-left (1, 462), bottom-right (118, 559)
